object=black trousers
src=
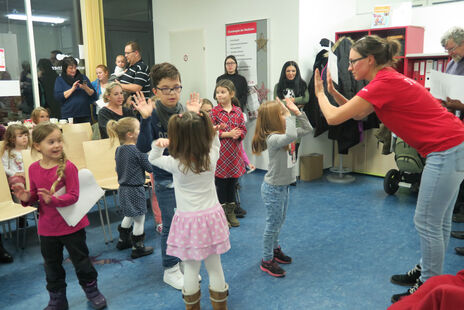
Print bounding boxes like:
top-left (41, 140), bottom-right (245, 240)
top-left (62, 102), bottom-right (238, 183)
top-left (40, 229), bottom-right (97, 292)
top-left (454, 179), bottom-right (464, 214)
top-left (215, 177), bottom-right (237, 204)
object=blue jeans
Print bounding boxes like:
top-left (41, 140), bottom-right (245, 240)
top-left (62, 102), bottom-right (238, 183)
top-left (261, 182), bottom-right (289, 261)
top-left (155, 178), bottom-right (180, 269)
top-left (414, 141), bottom-right (464, 281)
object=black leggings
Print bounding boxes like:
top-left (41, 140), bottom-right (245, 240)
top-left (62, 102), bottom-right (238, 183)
top-left (215, 177), bottom-right (237, 204)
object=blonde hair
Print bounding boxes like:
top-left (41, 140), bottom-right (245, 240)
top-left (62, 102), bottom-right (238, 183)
top-left (1, 124), bottom-right (30, 158)
top-left (252, 101), bottom-right (286, 155)
top-left (32, 123), bottom-right (66, 194)
top-left (116, 55), bottom-right (126, 64)
top-left (106, 117), bottom-right (138, 146)
top-left (30, 107), bottom-right (49, 125)
top-left (103, 82), bottom-right (123, 103)
top-left (200, 99), bottom-right (213, 112)
top-left (168, 110), bottom-right (215, 174)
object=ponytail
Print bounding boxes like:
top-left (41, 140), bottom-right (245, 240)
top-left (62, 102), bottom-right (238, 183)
top-left (106, 119), bottom-right (119, 146)
top-left (352, 35), bottom-right (401, 67)
top-left (105, 117), bottom-right (138, 146)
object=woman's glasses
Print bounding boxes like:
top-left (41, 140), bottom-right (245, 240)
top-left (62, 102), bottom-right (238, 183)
top-left (348, 57), bottom-right (366, 66)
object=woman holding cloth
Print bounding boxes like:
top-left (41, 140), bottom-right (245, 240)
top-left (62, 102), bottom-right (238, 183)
top-left (314, 35), bottom-right (464, 304)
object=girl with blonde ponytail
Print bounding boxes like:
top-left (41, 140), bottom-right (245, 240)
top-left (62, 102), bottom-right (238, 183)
top-left (12, 122), bottom-right (107, 310)
top-left (106, 117), bottom-right (154, 259)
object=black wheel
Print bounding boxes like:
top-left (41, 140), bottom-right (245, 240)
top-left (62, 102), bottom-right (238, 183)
top-left (384, 169), bottom-right (401, 195)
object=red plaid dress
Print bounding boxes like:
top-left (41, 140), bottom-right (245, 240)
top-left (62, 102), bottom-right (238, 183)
top-left (210, 105), bottom-right (247, 178)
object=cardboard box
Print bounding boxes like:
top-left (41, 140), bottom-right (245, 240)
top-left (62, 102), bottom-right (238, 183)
top-left (300, 153), bottom-right (323, 181)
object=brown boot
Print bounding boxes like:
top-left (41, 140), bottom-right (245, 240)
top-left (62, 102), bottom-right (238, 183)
top-left (225, 203), bottom-right (240, 227)
top-left (209, 283), bottom-right (229, 310)
top-left (182, 289), bottom-right (201, 310)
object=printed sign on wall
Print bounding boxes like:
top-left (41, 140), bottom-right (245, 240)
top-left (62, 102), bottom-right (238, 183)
top-left (226, 22), bottom-right (257, 86)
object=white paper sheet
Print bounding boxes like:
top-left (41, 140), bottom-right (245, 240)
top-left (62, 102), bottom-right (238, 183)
top-left (56, 169), bottom-right (105, 227)
top-left (430, 70), bottom-right (464, 103)
top-left (328, 47), bottom-right (338, 85)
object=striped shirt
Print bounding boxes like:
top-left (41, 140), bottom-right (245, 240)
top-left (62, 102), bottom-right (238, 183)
top-left (119, 59), bottom-right (151, 97)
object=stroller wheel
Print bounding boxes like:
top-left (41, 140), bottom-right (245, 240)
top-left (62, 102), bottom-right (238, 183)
top-left (384, 169), bottom-right (401, 195)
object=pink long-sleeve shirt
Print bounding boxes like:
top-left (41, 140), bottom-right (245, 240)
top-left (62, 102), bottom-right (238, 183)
top-left (24, 160), bottom-right (88, 236)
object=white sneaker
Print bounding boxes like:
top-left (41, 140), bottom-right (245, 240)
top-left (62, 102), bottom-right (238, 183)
top-left (179, 261), bottom-right (202, 282)
top-left (163, 263), bottom-right (184, 290)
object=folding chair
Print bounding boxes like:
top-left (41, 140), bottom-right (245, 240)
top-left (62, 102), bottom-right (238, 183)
top-left (61, 122), bottom-right (92, 140)
top-left (82, 139), bottom-right (119, 243)
top-left (0, 160), bottom-right (38, 249)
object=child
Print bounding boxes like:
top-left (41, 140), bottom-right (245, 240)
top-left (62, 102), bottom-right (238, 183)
top-left (1, 124), bottom-right (29, 184)
top-left (200, 98), bottom-right (213, 112)
top-left (12, 122), bottom-right (107, 310)
top-left (30, 107), bottom-right (50, 125)
top-left (131, 62), bottom-right (186, 290)
top-left (148, 106), bottom-right (230, 310)
top-left (252, 98), bottom-right (312, 277)
top-left (113, 55), bottom-right (127, 78)
top-left (106, 117), bottom-right (154, 259)
top-left (210, 79), bottom-right (247, 227)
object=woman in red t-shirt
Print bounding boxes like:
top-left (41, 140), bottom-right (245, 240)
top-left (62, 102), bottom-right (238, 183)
top-left (314, 35), bottom-right (464, 304)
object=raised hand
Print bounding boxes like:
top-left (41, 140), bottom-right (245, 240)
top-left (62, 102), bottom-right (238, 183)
top-left (154, 138), bottom-right (169, 148)
top-left (186, 92), bottom-right (201, 113)
top-left (314, 68), bottom-right (325, 97)
top-left (276, 98), bottom-right (290, 118)
top-left (131, 91), bottom-right (154, 119)
top-left (283, 97), bottom-right (300, 115)
top-left (12, 183), bottom-right (30, 202)
top-left (38, 188), bottom-right (53, 204)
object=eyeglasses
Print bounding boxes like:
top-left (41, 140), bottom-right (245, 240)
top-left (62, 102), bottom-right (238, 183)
top-left (348, 57), bottom-right (366, 66)
top-left (124, 51), bottom-right (135, 55)
top-left (156, 86), bottom-right (183, 95)
top-left (225, 62), bottom-right (236, 65)
top-left (445, 45), bottom-right (458, 53)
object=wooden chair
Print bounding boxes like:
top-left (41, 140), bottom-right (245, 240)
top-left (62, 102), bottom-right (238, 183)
top-left (62, 131), bottom-right (90, 170)
top-left (21, 149), bottom-right (42, 191)
top-left (61, 122), bottom-right (92, 140)
top-left (0, 160), bottom-right (38, 248)
top-left (82, 139), bottom-right (119, 242)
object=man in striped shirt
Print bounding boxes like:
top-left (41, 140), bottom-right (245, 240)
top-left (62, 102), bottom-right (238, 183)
top-left (119, 41), bottom-right (151, 98)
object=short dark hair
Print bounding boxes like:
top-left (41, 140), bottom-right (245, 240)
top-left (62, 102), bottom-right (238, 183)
top-left (150, 62), bottom-right (181, 88)
top-left (125, 41), bottom-right (141, 53)
top-left (61, 56), bottom-right (78, 73)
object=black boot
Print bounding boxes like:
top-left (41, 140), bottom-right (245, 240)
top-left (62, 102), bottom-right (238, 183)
top-left (234, 204), bottom-right (247, 218)
top-left (43, 288), bottom-right (68, 310)
top-left (82, 280), bottom-right (107, 310)
top-left (116, 225), bottom-right (132, 250)
top-left (130, 233), bottom-right (154, 259)
top-left (0, 233), bottom-right (13, 264)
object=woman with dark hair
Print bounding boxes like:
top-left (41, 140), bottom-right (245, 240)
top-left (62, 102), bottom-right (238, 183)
top-left (215, 55), bottom-right (248, 111)
top-left (274, 61), bottom-right (309, 108)
top-left (38, 58), bottom-right (60, 118)
top-left (53, 56), bottom-right (97, 123)
top-left (314, 35), bottom-right (464, 304)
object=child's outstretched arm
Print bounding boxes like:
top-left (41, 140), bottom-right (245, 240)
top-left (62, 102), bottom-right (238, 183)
top-left (148, 138), bottom-right (175, 173)
top-left (12, 183), bottom-right (31, 202)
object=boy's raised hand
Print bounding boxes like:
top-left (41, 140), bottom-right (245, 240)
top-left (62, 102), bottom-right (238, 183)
top-left (186, 92), bottom-right (201, 113)
top-left (154, 138), bottom-right (169, 148)
top-left (131, 91), bottom-right (153, 119)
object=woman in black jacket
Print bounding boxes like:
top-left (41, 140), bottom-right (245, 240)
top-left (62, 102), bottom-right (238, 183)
top-left (215, 55), bottom-right (248, 111)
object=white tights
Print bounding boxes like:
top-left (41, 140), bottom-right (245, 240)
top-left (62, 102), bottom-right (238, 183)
top-left (121, 215), bottom-right (145, 236)
top-left (183, 254), bottom-right (226, 295)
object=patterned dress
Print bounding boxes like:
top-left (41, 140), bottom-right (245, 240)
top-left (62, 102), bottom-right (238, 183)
top-left (209, 105), bottom-right (247, 178)
top-left (115, 144), bottom-right (152, 217)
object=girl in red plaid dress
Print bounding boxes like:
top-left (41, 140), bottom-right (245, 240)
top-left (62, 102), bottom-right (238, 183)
top-left (210, 79), bottom-right (247, 227)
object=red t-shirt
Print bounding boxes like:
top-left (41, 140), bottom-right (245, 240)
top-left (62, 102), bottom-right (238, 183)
top-left (357, 68), bottom-right (464, 157)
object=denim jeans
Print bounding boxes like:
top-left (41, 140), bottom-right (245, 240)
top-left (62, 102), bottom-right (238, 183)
top-left (414, 141), bottom-right (464, 281)
top-left (155, 178), bottom-right (180, 268)
top-left (261, 182), bottom-right (289, 261)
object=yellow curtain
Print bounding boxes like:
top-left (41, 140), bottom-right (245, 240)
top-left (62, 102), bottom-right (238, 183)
top-left (80, 0), bottom-right (106, 81)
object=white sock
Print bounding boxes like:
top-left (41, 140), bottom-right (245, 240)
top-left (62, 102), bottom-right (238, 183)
top-left (132, 215), bottom-right (145, 236)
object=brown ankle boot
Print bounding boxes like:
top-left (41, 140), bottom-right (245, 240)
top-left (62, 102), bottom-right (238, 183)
top-left (209, 283), bottom-right (228, 310)
top-left (183, 289), bottom-right (201, 310)
top-left (225, 203), bottom-right (240, 227)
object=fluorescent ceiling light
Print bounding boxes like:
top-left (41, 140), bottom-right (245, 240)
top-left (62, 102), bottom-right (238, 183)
top-left (6, 14), bottom-right (65, 24)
